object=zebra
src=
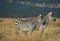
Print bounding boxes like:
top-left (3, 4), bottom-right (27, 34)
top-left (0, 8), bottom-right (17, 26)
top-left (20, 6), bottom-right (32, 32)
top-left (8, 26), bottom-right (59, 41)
top-left (40, 12), bottom-right (56, 41)
top-left (39, 12), bottom-right (56, 40)
top-left (31, 14), bottom-right (43, 30)
top-left (15, 12), bottom-right (56, 35)
top-left (15, 14), bottom-right (43, 34)
top-left (39, 12), bottom-right (56, 31)
top-left (15, 19), bottom-right (35, 34)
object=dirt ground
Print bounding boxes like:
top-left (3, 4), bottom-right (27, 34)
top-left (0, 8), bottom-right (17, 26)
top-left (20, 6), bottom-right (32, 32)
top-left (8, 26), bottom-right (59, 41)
top-left (0, 18), bottom-right (60, 41)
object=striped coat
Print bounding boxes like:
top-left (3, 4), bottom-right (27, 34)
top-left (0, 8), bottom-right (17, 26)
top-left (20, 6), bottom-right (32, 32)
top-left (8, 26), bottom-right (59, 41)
top-left (39, 12), bottom-right (56, 31)
top-left (15, 12), bottom-right (56, 34)
top-left (15, 14), bottom-right (43, 34)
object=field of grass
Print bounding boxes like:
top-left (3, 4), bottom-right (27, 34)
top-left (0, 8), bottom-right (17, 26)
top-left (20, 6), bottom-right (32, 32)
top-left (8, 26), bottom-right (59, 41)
top-left (0, 18), bottom-right (60, 41)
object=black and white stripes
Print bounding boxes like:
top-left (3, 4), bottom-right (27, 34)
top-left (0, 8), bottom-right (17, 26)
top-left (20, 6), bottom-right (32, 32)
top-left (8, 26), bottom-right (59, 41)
top-left (15, 12), bottom-right (56, 34)
top-left (15, 18), bottom-right (36, 33)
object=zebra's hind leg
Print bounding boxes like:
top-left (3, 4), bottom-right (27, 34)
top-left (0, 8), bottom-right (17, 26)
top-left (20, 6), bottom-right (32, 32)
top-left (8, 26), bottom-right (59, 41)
top-left (27, 29), bottom-right (34, 36)
top-left (15, 28), bottom-right (20, 35)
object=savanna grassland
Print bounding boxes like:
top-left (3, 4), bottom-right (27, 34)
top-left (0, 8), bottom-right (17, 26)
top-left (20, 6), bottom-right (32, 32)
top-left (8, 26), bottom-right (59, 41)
top-left (0, 18), bottom-right (60, 41)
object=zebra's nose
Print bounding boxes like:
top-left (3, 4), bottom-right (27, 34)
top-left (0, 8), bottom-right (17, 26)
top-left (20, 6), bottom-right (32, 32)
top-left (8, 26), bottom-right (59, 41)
top-left (53, 18), bottom-right (56, 22)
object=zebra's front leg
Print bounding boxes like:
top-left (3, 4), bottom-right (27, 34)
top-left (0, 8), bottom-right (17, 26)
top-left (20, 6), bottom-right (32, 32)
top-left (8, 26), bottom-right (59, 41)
top-left (27, 27), bottom-right (34, 36)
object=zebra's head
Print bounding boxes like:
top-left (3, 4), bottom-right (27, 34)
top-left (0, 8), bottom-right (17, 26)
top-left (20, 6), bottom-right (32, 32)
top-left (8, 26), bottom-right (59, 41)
top-left (39, 12), bottom-right (56, 31)
top-left (44, 12), bottom-right (56, 22)
top-left (35, 14), bottom-right (42, 22)
top-left (48, 12), bottom-right (56, 22)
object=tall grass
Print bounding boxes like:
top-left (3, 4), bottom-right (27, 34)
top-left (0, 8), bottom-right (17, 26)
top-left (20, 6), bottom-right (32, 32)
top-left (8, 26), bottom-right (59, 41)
top-left (0, 18), bottom-right (60, 41)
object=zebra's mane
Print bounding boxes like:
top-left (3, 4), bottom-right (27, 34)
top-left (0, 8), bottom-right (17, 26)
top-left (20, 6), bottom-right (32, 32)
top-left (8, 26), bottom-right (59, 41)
top-left (33, 14), bottom-right (42, 17)
top-left (17, 14), bottom-right (42, 22)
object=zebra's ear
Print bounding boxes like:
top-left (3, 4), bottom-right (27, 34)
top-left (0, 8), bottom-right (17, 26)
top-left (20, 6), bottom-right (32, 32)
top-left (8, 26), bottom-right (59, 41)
top-left (49, 12), bottom-right (52, 15)
top-left (39, 14), bottom-right (42, 17)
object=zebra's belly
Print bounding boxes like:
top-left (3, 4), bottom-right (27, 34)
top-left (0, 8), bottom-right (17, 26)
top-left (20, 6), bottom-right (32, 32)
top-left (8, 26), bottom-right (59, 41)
top-left (20, 25), bottom-right (29, 31)
top-left (22, 28), bottom-right (28, 31)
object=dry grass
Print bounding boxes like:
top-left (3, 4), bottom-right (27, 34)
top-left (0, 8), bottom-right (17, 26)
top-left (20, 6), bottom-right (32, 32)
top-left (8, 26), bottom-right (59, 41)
top-left (0, 18), bottom-right (60, 41)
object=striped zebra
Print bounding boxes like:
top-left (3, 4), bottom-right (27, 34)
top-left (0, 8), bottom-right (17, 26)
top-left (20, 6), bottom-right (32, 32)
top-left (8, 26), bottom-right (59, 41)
top-left (39, 12), bottom-right (56, 31)
top-left (15, 14), bottom-right (42, 34)
top-left (15, 12), bottom-right (56, 35)
top-left (31, 12), bottom-right (56, 31)
top-left (39, 12), bottom-right (56, 40)
top-left (31, 14), bottom-right (43, 30)
top-left (15, 20), bottom-right (35, 34)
